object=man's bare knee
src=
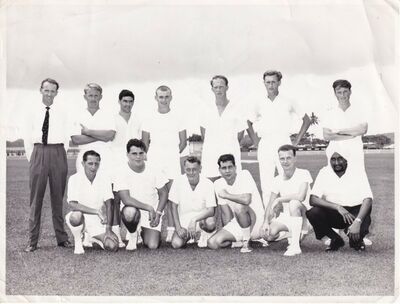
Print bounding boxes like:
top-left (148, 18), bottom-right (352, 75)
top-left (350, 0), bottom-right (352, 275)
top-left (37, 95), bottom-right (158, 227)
top-left (171, 237), bottom-right (184, 249)
top-left (122, 206), bottom-right (138, 222)
top-left (207, 237), bottom-right (219, 250)
top-left (69, 211), bottom-right (83, 226)
top-left (289, 200), bottom-right (303, 216)
top-left (146, 241), bottom-right (160, 250)
top-left (203, 217), bottom-right (216, 232)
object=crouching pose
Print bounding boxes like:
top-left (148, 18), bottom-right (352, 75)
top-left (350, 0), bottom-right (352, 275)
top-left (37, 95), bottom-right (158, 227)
top-left (262, 145), bottom-right (313, 256)
top-left (169, 156), bottom-right (217, 249)
top-left (208, 154), bottom-right (265, 253)
top-left (115, 139), bottom-right (169, 250)
top-left (66, 150), bottom-right (118, 254)
top-left (306, 146), bottom-right (373, 252)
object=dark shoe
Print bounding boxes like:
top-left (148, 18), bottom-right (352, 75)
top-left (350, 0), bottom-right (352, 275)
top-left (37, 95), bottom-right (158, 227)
top-left (350, 239), bottom-right (366, 251)
top-left (58, 240), bottom-right (73, 248)
top-left (24, 245), bottom-right (37, 252)
top-left (325, 237), bottom-right (345, 252)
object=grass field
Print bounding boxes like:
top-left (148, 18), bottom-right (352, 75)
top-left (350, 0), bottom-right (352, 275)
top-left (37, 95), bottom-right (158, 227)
top-left (5, 151), bottom-right (395, 297)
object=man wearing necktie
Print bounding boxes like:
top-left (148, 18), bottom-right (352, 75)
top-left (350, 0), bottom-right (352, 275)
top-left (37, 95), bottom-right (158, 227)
top-left (23, 78), bottom-right (72, 252)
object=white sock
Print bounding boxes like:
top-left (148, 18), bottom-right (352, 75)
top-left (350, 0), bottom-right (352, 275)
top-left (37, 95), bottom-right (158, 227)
top-left (126, 231), bottom-right (138, 250)
top-left (112, 225), bottom-right (123, 242)
top-left (288, 217), bottom-right (302, 250)
top-left (65, 213), bottom-right (84, 254)
top-left (242, 227), bottom-right (251, 242)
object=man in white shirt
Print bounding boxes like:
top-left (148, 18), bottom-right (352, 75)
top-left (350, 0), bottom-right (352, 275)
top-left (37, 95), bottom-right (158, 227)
top-left (23, 78), bottom-right (71, 252)
top-left (65, 150), bottom-right (118, 254)
top-left (70, 83), bottom-right (116, 176)
top-left (247, 70), bottom-right (311, 203)
top-left (115, 139), bottom-right (169, 250)
top-left (110, 89), bottom-right (137, 248)
top-left (262, 145), bottom-right (313, 256)
top-left (306, 145), bottom-right (373, 252)
top-left (141, 85), bottom-right (187, 243)
top-left (200, 75), bottom-right (247, 180)
top-left (208, 154), bottom-right (265, 253)
top-left (322, 79), bottom-right (368, 171)
top-left (169, 156), bottom-right (217, 249)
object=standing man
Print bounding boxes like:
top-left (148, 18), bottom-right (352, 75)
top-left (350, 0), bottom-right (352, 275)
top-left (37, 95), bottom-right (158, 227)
top-left (23, 78), bottom-right (71, 252)
top-left (247, 70), bottom-right (311, 203)
top-left (65, 150), bottom-right (118, 254)
top-left (70, 83), bottom-right (116, 176)
top-left (261, 145), bottom-right (313, 256)
top-left (141, 85), bottom-right (187, 242)
top-left (115, 139), bottom-right (169, 250)
top-left (208, 154), bottom-right (265, 253)
top-left (110, 89), bottom-right (138, 247)
top-left (201, 75), bottom-right (247, 180)
top-left (169, 156), bottom-right (217, 249)
top-left (322, 79), bottom-right (368, 171)
top-left (306, 146), bottom-right (373, 252)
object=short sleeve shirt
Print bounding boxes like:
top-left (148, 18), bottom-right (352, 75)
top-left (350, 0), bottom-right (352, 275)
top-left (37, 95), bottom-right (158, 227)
top-left (311, 166), bottom-right (373, 207)
top-left (251, 94), bottom-right (302, 143)
top-left (271, 168), bottom-right (313, 197)
top-left (114, 162), bottom-right (169, 209)
top-left (67, 171), bottom-right (113, 210)
top-left (214, 170), bottom-right (264, 215)
top-left (169, 175), bottom-right (216, 216)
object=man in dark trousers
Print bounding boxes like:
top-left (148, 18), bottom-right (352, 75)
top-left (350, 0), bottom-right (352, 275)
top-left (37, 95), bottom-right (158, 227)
top-left (23, 78), bottom-right (71, 252)
top-left (306, 146), bottom-right (373, 252)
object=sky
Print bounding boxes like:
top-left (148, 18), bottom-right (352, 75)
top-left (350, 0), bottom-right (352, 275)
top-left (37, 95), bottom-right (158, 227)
top-left (1, 0), bottom-right (399, 140)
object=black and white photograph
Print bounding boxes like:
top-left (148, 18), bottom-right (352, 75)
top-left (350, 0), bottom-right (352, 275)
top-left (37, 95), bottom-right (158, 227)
top-left (0, 0), bottom-right (398, 302)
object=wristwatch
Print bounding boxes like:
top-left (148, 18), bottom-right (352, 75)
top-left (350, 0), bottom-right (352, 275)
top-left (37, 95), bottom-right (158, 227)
top-left (156, 210), bottom-right (163, 216)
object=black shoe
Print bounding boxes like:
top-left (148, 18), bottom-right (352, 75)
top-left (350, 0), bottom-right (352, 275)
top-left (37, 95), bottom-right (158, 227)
top-left (350, 239), bottom-right (366, 251)
top-left (58, 240), bottom-right (73, 248)
top-left (325, 237), bottom-right (345, 252)
top-left (24, 244), bottom-right (37, 252)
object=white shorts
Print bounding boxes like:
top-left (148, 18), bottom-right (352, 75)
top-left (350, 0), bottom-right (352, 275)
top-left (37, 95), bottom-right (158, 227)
top-left (84, 214), bottom-right (106, 237)
top-left (139, 209), bottom-right (162, 232)
top-left (179, 212), bottom-right (201, 231)
top-left (223, 217), bottom-right (244, 242)
top-left (222, 217), bottom-right (262, 242)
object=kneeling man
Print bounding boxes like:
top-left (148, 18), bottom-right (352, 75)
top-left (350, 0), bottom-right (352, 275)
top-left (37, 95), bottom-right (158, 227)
top-left (306, 146), bottom-right (373, 251)
top-left (262, 144), bottom-right (313, 256)
top-left (208, 154), bottom-right (265, 253)
top-left (115, 139), bottom-right (169, 250)
top-left (66, 150), bottom-right (118, 254)
top-left (170, 156), bottom-right (217, 249)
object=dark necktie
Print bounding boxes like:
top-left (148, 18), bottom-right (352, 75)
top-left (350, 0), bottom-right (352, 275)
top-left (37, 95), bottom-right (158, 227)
top-left (41, 106), bottom-right (50, 145)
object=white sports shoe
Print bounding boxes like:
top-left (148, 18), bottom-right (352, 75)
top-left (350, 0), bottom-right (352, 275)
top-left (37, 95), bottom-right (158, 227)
top-left (74, 242), bottom-right (85, 255)
top-left (118, 241), bottom-right (126, 248)
top-left (187, 238), bottom-right (195, 244)
top-left (197, 233), bottom-right (208, 248)
top-left (240, 241), bottom-right (252, 253)
top-left (363, 237), bottom-right (372, 246)
top-left (275, 231), bottom-right (290, 241)
top-left (231, 241), bottom-right (243, 248)
top-left (82, 233), bottom-right (93, 248)
top-left (253, 238), bottom-right (269, 247)
top-left (126, 239), bottom-right (137, 251)
top-left (283, 245), bottom-right (301, 256)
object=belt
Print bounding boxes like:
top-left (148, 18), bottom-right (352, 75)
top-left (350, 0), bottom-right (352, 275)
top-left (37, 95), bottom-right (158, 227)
top-left (34, 143), bottom-right (64, 146)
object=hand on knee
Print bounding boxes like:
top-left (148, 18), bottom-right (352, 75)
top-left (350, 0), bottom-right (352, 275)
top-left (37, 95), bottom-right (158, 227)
top-left (69, 211), bottom-right (83, 227)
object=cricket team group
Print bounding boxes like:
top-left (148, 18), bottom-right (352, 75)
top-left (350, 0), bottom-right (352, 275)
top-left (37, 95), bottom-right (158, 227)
top-left (23, 70), bottom-right (373, 256)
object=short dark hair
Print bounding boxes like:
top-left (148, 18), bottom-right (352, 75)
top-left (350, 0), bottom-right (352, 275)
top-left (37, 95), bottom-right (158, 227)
top-left (119, 89), bottom-right (135, 101)
top-left (83, 150), bottom-right (101, 162)
top-left (126, 138), bottom-right (147, 153)
top-left (217, 154), bottom-right (236, 167)
top-left (278, 144), bottom-right (297, 157)
top-left (184, 156), bottom-right (201, 166)
top-left (332, 79), bottom-right (352, 91)
top-left (210, 75), bottom-right (228, 87)
top-left (263, 70), bottom-right (282, 81)
top-left (40, 78), bottom-right (59, 90)
top-left (155, 85), bottom-right (171, 95)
